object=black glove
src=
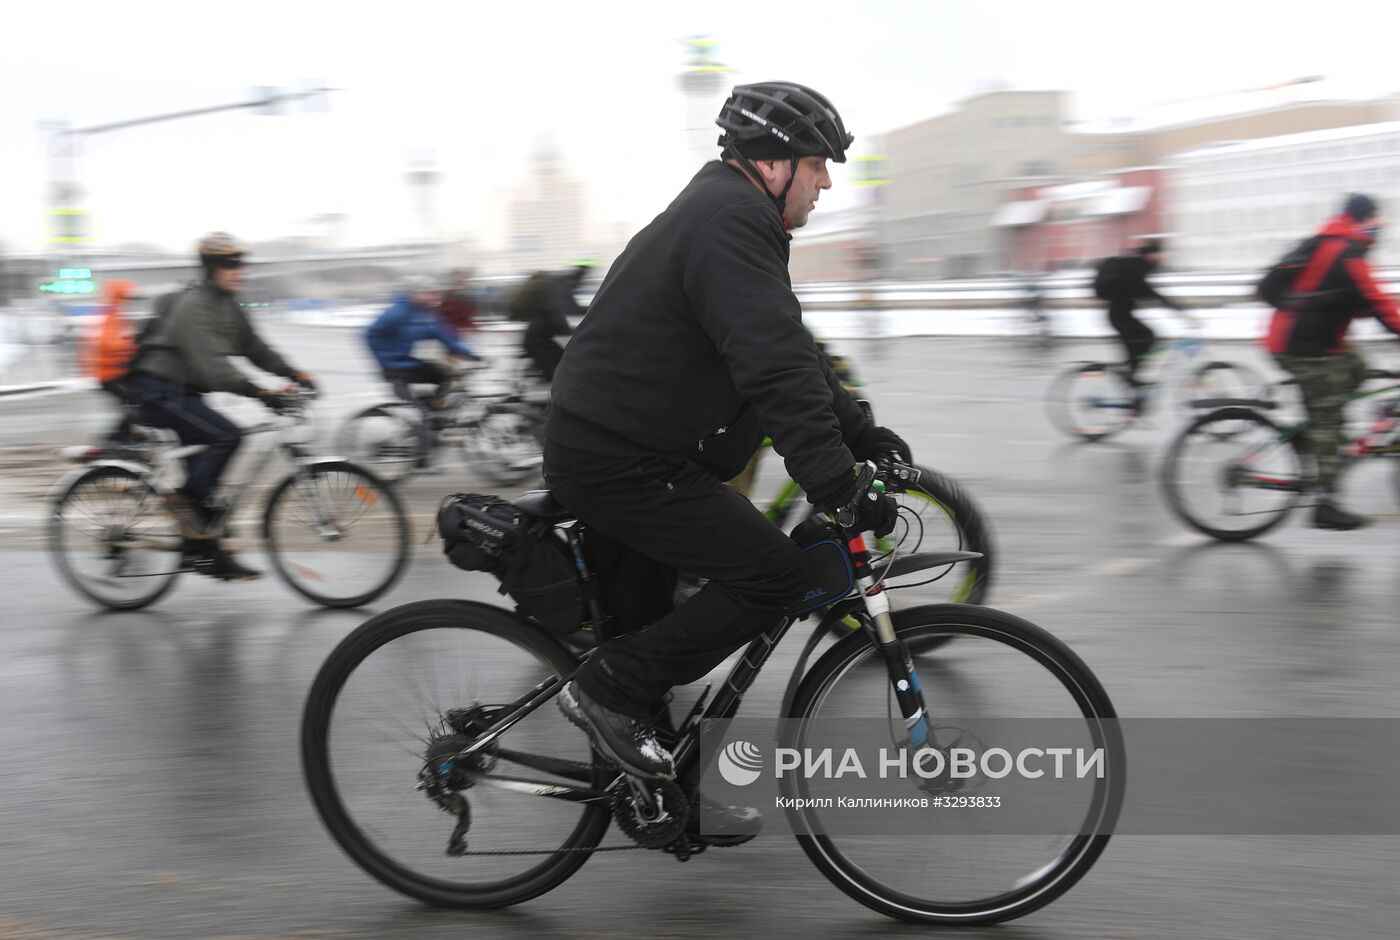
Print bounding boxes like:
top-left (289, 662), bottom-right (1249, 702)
top-left (850, 424), bottom-right (913, 464)
top-left (258, 390), bottom-right (292, 413)
top-left (812, 463), bottom-right (898, 538)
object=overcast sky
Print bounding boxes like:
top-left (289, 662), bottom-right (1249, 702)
top-left (4, 0), bottom-right (1400, 255)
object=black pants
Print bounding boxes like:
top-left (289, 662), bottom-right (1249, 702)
top-left (128, 375), bottom-right (242, 506)
top-left (544, 440), bottom-right (808, 719)
top-left (99, 379), bottom-right (134, 443)
top-left (523, 334), bottom-right (565, 383)
top-left (1107, 300), bottom-right (1155, 384)
top-left (385, 361), bottom-right (452, 464)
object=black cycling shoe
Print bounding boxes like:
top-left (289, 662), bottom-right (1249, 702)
top-left (1312, 500), bottom-right (1370, 531)
top-left (189, 541), bottom-right (262, 581)
top-left (557, 681), bottom-right (676, 780)
top-left (686, 793), bottom-right (762, 846)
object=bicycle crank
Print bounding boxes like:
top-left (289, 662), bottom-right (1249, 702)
top-left (612, 778), bottom-right (689, 850)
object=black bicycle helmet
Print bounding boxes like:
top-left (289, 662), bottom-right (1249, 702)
top-left (716, 81), bottom-right (853, 163)
top-left (716, 81), bottom-right (853, 223)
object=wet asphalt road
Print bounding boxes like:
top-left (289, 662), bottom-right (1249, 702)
top-left (2, 322), bottom-right (1399, 939)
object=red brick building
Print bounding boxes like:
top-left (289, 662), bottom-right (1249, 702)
top-left (995, 167), bottom-right (1167, 272)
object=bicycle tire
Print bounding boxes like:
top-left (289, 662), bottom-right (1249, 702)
top-left (336, 402), bottom-right (422, 483)
top-left (1172, 360), bottom-right (1267, 414)
top-left (49, 464), bottom-right (184, 611)
top-left (898, 466), bottom-right (995, 607)
top-left (464, 401), bottom-right (544, 486)
top-left (1045, 362), bottom-right (1135, 442)
top-left (1161, 406), bottom-right (1305, 542)
top-left (788, 465), bottom-right (993, 619)
top-left (301, 599), bottom-right (611, 908)
top-left (263, 460), bottom-right (410, 608)
top-left (783, 604), bottom-right (1124, 926)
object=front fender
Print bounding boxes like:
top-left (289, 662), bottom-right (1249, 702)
top-left (48, 460), bottom-right (163, 504)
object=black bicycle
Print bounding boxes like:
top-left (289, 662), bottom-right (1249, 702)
top-left (301, 458), bottom-right (1123, 926)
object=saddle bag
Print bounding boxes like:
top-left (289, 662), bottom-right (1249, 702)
top-left (437, 493), bottom-right (585, 635)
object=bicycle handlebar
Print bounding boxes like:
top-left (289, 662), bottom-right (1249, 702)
top-left (831, 455), bottom-right (923, 531)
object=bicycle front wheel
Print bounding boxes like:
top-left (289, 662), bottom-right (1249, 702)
top-left (1045, 363), bottom-right (1136, 442)
top-left (1172, 360), bottom-right (1267, 414)
top-left (783, 604), bottom-right (1124, 926)
top-left (301, 600), bottom-right (610, 908)
top-left (883, 467), bottom-right (995, 606)
top-left (464, 401), bottom-right (543, 486)
top-left (263, 461), bottom-right (410, 608)
top-left (49, 465), bottom-right (184, 610)
top-left (336, 402), bottom-right (422, 483)
top-left (1161, 406), bottom-right (1305, 541)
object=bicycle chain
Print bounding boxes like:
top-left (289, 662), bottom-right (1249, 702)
top-left (442, 757), bottom-right (744, 857)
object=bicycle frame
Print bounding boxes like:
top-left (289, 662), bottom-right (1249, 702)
top-left (77, 397), bottom-right (330, 538)
top-left (1228, 380), bottom-right (1400, 490)
top-left (448, 521), bottom-right (965, 808)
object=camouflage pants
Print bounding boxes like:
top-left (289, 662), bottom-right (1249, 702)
top-left (1273, 351), bottom-right (1367, 494)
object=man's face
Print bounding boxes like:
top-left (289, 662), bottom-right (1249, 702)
top-left (780, 155), bottom-right (832, 230)
top-left (212, 260), bottom-right (246, 293)
top-left (412, 289), bottom-right (442, 308)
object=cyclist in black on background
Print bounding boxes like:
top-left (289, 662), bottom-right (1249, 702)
top-left (545, 82), bottom-right (910, 837)
top-left (511, 264), bottom-right (587, 382)
top-left (1094, 240), bottom-right (1196, 409)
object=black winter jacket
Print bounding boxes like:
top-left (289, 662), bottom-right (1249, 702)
top-left (547, 161), bottom-right (871, 493)
top-left (1103, 256), bottom-right (1179, 311)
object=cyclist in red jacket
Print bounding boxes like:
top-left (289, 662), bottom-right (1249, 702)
top-left (1264, 194), bottom-right (1400, 529)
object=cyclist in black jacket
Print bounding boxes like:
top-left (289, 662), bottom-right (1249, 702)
top-left (1099, 240), bottom-right (1196, 407)
top-left (548, 83), bottom-right (910, 834)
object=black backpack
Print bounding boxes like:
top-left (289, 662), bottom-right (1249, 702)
top-left (1256, 236), bottom-right (1327, 310)
top-left (1091, 256), bottom-right (1130, 301)
top-left (508, 272), bottom-right (552, 323)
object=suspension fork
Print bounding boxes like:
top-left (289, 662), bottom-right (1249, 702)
top-left (848, 532), bottom-right (932, 749)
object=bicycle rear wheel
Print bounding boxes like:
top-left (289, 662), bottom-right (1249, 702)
top-left (263, 460), bottom-right (410, 608)
top-left (336, 403), bottom-right (422, 482)
top-left (1161, 406), bottom-right (1305, 541)
top-left (301, 599), bottom-right (610, 908)
top-left (1045, 363), bottom-right (1136, 441)
top-left (49, 465), bottom-right (184, 610)
top-left (783, 604), bottom-right (1123, 926)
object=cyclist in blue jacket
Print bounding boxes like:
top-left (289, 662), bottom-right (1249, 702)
top-left (366, 276), bottom-right (480, 469)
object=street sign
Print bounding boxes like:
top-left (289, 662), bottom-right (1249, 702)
top-left (39, 267), bottom-right (96, 294)
top-left (48, 208), bottom-right (89, 244)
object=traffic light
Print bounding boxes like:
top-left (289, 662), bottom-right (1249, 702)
top-left (39, 267), bottom-right (96, 294)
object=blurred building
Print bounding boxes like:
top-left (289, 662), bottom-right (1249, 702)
top-left (875, 81), bottom-right (1400, 279)
top-left (1169, 121), bottom-right (1400, 271)
top-left (997, 168), bottom-right (1166, 272)
top-left (507, 140), bottom-right (586, 274)
top-left (788, 207), bottom-right (879, 283)
top-left (1072, 95), bottom-right (1398, 174)
top-left (877, 91), bottom-right (1077, 279)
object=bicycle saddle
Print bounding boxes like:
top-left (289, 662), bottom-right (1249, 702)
top-left (513, 490), bottom-right (574, 523)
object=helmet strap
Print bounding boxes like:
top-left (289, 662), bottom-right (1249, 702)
top-left (725, 147), bottom-right (799, 228)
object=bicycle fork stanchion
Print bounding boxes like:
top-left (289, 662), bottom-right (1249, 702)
top-left (846, 531), bottom-right (932, 749)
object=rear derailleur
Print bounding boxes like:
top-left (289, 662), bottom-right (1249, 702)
top-left (416, 704), bottom-right (502, 856)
